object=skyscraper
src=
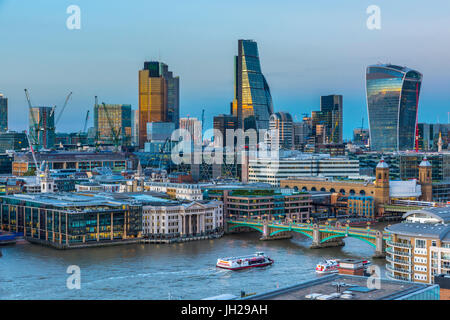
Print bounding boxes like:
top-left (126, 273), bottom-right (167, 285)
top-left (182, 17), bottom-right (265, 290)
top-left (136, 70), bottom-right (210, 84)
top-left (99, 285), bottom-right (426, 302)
top-left (29, 106), bottom-right (55, 150)
top-left (138, 61), bottom-right (179, 148)
top-left (94, 103), bottom-right (132, 146)
top-left (232, 39), bottom-right (273, 131)
top-left (213, 114), bottom-right (238, 148)
top-left (366, 64), bottom-right (422, 152)
top-left (266, 112), bottom-right (293, 149)
top-left (0, 94), bottom-right (8, 132)
top-left (320, 95), bottom-right (343, 144)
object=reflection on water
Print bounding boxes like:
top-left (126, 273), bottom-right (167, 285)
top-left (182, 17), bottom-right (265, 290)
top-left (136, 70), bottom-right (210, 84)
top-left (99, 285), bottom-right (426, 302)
top-left (0, 232), bottom-right (386, 300)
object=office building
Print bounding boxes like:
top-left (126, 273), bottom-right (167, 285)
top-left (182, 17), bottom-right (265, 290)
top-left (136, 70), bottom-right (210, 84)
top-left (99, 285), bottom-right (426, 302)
top-left (94, 103), bottom-right (132, 146)
top-left (138, 61), bottom-right (179, 148)
top-left (385, 207), bottom-right (450, 284)
top-left (247, 150), bottom-right (359, 186)
top-left (366, 64), bottom-right (422, 152)
top-left (213, 114), bottom-right (238, 148)
top-left (0, 131), bottom-right (28, 152)
top-left (320, 95), bottom-right (343, 144)
top-left (418, 123), bottom-right (450, 151)
top-left (179, 117), bottom-right (202, 145)
top-left (232, 39), bottom-right (273, 131)
top-left (141, 199), bottom-right (223, 241)
top-left (265, 112), bottom-right (293, 150)
top-left (353, 128), bottom-right (370, 146)
top-left (12, 151), bottom-right (137, 176)
top-left (212, 188), bottom-right (312, 222)
top-left (293, 120), bottom-right (312, 150)
top-left (29, 106), bottom-right (55, 150)
top-left (0, 192), bottom-right (142, 249)
top-left (0, 94), bottom-right (8, 132)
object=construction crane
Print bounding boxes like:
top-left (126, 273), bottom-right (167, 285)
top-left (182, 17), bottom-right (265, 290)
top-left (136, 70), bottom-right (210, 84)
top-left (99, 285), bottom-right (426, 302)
top-left (24, 130), bottom-right (40, 177)
top-left (201, 108), bottom-right (205, 134)
top-left (55, 91), bottom-right (73, 125)
top-left (96, 97), bottom-right (121, 151)
top-left (24, 89), bottom-right (40, 147)
top-left (82, 110), bottom-right (90, 133)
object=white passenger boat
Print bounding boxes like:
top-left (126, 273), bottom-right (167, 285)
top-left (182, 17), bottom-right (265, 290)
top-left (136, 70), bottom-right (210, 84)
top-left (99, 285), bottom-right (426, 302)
top-left (216, 252), bottom-right (274, 270)
top-left (315, 259), bottom-right (340, 274)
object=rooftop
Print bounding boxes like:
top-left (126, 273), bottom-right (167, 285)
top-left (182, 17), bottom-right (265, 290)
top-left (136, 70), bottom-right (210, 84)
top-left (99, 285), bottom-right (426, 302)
top-left (242, 274), bottom-right (436, 300)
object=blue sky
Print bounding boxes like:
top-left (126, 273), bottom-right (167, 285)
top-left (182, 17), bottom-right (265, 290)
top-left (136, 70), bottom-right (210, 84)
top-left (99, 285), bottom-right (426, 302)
top-left (1, 0), bottom-right (449, 139)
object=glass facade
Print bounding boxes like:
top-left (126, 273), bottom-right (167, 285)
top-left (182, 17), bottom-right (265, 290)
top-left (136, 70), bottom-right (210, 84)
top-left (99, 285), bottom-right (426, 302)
top-left (94, 103), bottom-right (132, 146)
top-left (366, 65), bottom-right (422, 152)
top-left (234, 40), bottom-right (273, 131)
top-left (0, 94), bottom-right (7, 132)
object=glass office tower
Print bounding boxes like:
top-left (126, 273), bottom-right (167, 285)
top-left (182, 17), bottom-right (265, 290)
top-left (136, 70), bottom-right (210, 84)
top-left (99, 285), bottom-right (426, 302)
top-left (0, 94), bottom-right (7, 132)
top-left (233, 39), bottom-right (273, 131)
top-left (366, 64), bottom-right (422, 152)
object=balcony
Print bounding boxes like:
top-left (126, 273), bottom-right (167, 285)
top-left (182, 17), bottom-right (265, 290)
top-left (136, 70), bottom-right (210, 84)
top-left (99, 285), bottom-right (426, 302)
top-left (386, 264), bottom-right (412, 274)
top-left (386, 272), bottom-right (411, 282)
top-left (386, 240), bottom-right (412, 249)
top-left (386, 247), bottom-right (411, 257)
top-left (386, 255), bottom-right (412, 266)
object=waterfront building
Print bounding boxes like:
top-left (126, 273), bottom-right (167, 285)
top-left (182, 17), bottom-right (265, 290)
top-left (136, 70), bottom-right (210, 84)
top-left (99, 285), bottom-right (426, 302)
top-left (241, 273), bottom-right (440, 300)
top-left (205, 187), bottom-right (311, 222)
top-left (141, 199), bottom-right (223, 240)
top-left (385, 207), bottom-right (450, 284)
top-left (247, 150), bottom-right (359, 186)
top-left (0, 94), bottom-right (8, 132)
top-left (366, 64), bottom-right (422, 152)
top-left (138, 61), bottom-right (179, 148)
top-left (232, 39), bottom-right (273, 131)
top-left (29, 106), bottom-right (55, 150)
top-left (320, 95), bottom-right (343, 144)
top-left (347, 196), bottom-right (375, 218)
top-left (0, 192), bottom-right (143, 249)
top-left (281, 157), bottom-right (434, 218)
top-left (265, 112), bottom-right (293, 150)
top-left (12, 151), bottom-right (137, 176)
top-left (94, 103), bottom-right (132, 146)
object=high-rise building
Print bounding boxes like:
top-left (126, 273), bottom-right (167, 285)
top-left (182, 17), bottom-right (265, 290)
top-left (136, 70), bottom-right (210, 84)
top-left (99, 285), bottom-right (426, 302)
top-left (366, 64), bottom-right (422, 152)
top-left (418, 123), bottom-right (450, 151)
top-left (29, 106), bottom-right (55, 150)
top-left (213, 114), bottom-right (238, 148)
top-left (353, 128), bottom-right (369, 146)
top-left (233, 39), bottom-right (273, 131)
top-left (138, 61), bottom-right (179, 148)
top-left (320, 95), bottom-right (343, 144)
top-left (132, 109), bottom-right (139, 146)
top-left (179, 117), bottom-right (202, 145)
top-left (94, 103), bottom-right (132, 146)
top-left (266, 112), bottom-right (293, 149)
top-left (0, 94), bottom-right (8, 132)
top-left (293, 120), bottom-right (312, 150)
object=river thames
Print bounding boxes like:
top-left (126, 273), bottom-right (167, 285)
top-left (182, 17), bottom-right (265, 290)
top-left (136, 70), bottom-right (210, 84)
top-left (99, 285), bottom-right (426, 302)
top-left (0, 232), bottom-right (387, 300)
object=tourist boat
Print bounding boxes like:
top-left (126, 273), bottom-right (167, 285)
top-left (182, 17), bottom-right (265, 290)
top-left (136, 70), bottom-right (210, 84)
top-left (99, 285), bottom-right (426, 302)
top-left (362, 259), bottom-right (371, 269)
top-left (216, 252), bottom-right (274, 270)
top-left (315, 259), bottom-right (340, 274)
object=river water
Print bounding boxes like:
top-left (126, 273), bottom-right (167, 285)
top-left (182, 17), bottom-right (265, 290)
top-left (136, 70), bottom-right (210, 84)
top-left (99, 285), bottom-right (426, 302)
top-left (0, 231), bottom-right (387, 300)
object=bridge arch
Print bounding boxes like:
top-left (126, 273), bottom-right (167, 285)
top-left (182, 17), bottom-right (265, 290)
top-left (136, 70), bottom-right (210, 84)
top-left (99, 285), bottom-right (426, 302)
top-left (320, 233), bottom-right (376, 248)
top-left (228, 224), bottom-right (263, 233)
top-left (269, 228), bottom-right (313, 239)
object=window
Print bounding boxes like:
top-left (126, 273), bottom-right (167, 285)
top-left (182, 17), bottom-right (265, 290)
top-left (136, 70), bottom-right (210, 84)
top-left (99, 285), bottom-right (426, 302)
top-left (416, 239), bottom-right (426, 249)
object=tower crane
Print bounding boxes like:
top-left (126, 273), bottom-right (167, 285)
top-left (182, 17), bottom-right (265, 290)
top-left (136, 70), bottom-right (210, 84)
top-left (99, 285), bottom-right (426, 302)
top-left (54, 92), bottom-right (73, 125)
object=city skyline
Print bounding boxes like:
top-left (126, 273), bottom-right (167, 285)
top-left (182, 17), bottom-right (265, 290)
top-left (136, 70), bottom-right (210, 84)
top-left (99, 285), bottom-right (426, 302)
top-left (1, 0), bottom-right (450, 140)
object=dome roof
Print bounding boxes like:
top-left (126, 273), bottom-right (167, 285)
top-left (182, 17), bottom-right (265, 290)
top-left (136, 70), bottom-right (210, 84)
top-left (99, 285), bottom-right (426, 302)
top-left (376, 156), bottom-right (389, 169)
top-left (419, 156), bottom-right (431, 167)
